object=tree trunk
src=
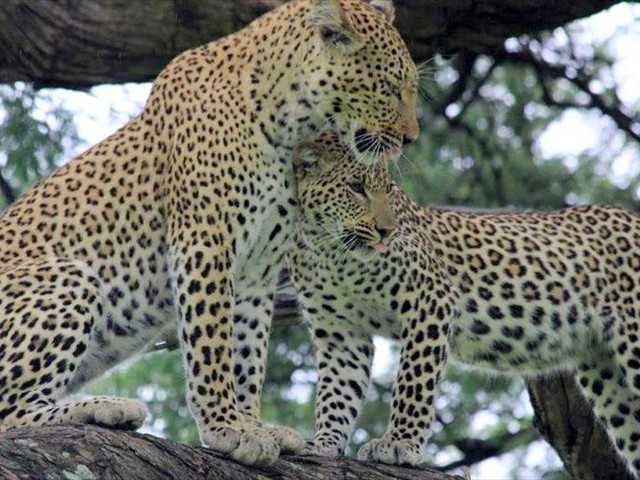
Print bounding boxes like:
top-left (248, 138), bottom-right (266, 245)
top-left (0, 0), bottom-right (621, 89)
top-left (527, 374), bottom-right (634, 480)
top-left (0, 424), bottom-right (462, 480)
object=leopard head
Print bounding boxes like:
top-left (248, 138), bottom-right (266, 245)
top-left (302, 0), bottom-right (419, 164)
top-left (293, 130), bottom-right (396, 261)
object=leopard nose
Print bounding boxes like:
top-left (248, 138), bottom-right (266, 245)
top-left (402, 134), bottom-right (415, 146)
top-left (376, 225), bottom-right (395, 239)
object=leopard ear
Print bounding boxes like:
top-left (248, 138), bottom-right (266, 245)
top-left (369, 0), bottom-right (395, 23)
top-left (293, 142), bottom-right (326, 178)
top-left (309, 0), bottom-right (363, 53)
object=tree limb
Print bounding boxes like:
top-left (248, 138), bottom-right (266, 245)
top-left (0, 0), bottom-right (622, 89)
top-left (440, 425), bottom-right (539, 472)
top-left (0, 170), bottom-right (16, 205)
top-left (527, 373), bottom-right (634, 480)
top-left (0, 424), bottom-right (464, 480)
top-left (491, 43), bottom-right (640, 144)
top-left (431, 52), bottom-right (478, 117)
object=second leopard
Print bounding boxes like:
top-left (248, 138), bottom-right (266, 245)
top-left (289, 132), bottom-right (640, 477)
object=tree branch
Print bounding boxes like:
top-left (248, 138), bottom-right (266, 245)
top-left (432, 52), bottom-right (478, 117)
top-left (440, 426), bottom-right (539, 472)
top-left (527, 373), bottom-right (634, 480)
top-left (0, 425), bottom-right (464, 480)
top-left (451, 61), bottom-right (499, 123)
top-left (491, 43), bottom-right (640, 144)
top-left (0, 0), bottom-right (622, 89)
top-left (0, 170), bottom-right (16, 205)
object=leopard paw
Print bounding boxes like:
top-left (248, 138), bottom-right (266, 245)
top-left (266, 424), bottom-right (305, 454)
top-left (357, 436), bottom-right (424, 465)
top-left (300, 440), bottom-right (342, 457)
top-left (201, 424), bottom-right (280, 466)
top-left (79, 396), bottom-right (147, 430)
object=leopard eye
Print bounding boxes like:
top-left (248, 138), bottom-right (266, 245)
top-left (383, 80), bottom-right (402, 100)
top-left (348, 180), bottom-right (366, 195)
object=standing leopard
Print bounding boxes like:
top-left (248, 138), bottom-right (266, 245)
top-left (0, 0), bottom-right (419, 466)
top-left (288, 133), bottom-right (640, 477)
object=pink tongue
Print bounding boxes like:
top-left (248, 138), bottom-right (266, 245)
top-left (371, 243), bottom-right (389, 254)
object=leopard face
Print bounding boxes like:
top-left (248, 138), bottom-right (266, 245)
top-left (293, 131), bottom-right (395, 261)
top-left (303, 0), bottom-right (419, 163)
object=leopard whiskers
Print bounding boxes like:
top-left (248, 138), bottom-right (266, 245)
top-left (354, 132), bottom-right (388, 164)
top-left (308, 223), bottom-right (346, 252)
top-left (416, 57), bottom-right (437, 80)
top-left (336, 233), bottom-right (359, 263)
top-left (396, 150), bottom-right (420, 178)
top-left (313, 228), bottom-right (342, 248)
top-left (417, 82), bottom-right (433, 104)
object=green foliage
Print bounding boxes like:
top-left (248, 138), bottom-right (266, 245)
top-left (401, 58), bottom-right (639, 212)
top-left (0, 83), bottom-right (80, 204)
top-left (260, 325), bottom-right (316, 439)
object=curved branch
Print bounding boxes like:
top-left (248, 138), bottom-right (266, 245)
top-left (441, 426), bottom-right (539, 472)
top-left (491, 44), bottom-right (640, 143)
top-left (432, 52), bottom-right (478, 116)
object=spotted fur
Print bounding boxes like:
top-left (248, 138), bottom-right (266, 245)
top-left (289, 134), bottom-right (640, 476)
top-left (0, 0), bottom-right (418, 466)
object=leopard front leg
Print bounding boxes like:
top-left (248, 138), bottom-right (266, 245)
top-left (303, 318), bottom-right (374, 457)
top-left (170, 243), bottom-right (279, 466)
top-left (358, 290), bottom-right (454, 466)
top-left (233, 291), bottom-right (305, 454)
top-left (577, 359), bottom-right (640, 477)
top-left (0, 259), bottom-right (147, 432)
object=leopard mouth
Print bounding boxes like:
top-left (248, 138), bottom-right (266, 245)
top-left (340, 231), bottom-right (388, 253)
top-left (353, 128), bottom-right (401, 160)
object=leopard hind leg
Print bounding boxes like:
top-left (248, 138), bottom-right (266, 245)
top-left (0, 258), bottom-right (146, 431)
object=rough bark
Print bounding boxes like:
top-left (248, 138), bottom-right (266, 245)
top-left (0, 424), bottom-right (463, 480)
top-left (0, 0), bottom-right (621, 89)
top-left (527, 374), bottom-right (634, 480)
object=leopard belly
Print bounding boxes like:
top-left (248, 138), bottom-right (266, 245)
top-left (66, 239), bottom-right (177, 391)
top-left (450, 299), bottom-right (606, 373)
